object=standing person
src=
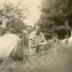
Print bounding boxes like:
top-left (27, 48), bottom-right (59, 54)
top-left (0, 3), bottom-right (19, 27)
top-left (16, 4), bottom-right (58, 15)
top-left (22, 26), bottom-right (32, 47)
top-left (29, 24), bottom-right (47, 55)
top-left (21, 27), bottom-right (33, 56)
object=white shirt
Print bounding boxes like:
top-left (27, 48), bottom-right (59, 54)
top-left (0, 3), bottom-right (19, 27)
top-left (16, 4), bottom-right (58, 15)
top-left (0, 33), bottom-right (20, 58)
top-left (29, 31), bottom-right (46, 49)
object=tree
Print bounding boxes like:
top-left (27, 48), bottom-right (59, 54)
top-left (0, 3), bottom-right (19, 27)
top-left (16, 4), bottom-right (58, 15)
top-left (0, 3), bottom-right (27, 33)
top-left (38, 0), bottom-right (71, 39)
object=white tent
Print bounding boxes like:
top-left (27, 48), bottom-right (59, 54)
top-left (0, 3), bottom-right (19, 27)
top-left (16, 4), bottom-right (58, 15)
top-left (0, 33), bottom-right (20, 58)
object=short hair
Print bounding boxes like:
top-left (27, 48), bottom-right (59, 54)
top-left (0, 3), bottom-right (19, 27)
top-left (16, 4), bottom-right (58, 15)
top-left (34, 23), bottom-right (42, 30)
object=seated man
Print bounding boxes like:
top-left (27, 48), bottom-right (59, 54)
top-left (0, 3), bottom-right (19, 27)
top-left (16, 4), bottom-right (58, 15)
top-left (29, 24), bottom-right (47, 55)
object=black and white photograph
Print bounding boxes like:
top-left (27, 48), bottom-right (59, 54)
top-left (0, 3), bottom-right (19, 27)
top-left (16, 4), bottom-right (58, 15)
top-left (0, 0), bottom-right (72, 72)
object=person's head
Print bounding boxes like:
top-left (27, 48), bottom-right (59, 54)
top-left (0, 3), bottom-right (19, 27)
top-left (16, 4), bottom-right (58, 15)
top-left (34, 24), bottom-right (42, 33)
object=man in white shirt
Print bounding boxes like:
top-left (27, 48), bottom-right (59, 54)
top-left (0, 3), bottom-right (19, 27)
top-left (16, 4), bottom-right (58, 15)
top-left (29, 24), bottom-right (47, 55)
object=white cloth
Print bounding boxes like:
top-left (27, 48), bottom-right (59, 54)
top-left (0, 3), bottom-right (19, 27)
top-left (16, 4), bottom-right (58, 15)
top-left (60, 39), bottom-right (67, 46)
top-left (29, 31), bottom-right (46, 55)
top-left (68, 36), bottom-right (72, 46)
top-left (0, 33), bottom-right (20, 58)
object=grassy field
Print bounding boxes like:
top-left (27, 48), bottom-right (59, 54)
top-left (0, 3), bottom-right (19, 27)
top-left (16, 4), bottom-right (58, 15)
top-left (0, 46), bottom-right (72, 72)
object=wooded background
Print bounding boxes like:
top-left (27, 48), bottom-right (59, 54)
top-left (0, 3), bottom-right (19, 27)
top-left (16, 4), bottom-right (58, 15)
top-left (0, 0), bottom-right (72, 40)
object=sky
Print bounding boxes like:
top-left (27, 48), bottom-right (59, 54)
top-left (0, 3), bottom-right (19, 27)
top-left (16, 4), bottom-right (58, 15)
top-left (0, 0), bottom-right (42, 26)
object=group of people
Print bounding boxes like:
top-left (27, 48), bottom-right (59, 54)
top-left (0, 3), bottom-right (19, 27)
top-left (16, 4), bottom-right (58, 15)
top-left (29, 23), bottom-right (60, 55)
top-left (29, 23), bottom-right (72, 56)
top-left (0, 17), bottom-right (72, 62)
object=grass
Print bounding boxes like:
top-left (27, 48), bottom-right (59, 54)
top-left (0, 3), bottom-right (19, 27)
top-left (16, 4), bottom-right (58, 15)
top-left (0, 45), bottom-right (72, 72)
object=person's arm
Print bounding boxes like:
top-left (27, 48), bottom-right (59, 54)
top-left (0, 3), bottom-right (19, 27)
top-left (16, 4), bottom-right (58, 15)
top-left (41, 33), bottom-right (47, 42)
top-left (39, 33), bottom-right (48, 46)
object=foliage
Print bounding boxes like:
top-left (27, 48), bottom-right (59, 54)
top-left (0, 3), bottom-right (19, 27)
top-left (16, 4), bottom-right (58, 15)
top-left (0, 3), bottom-right (27, 33)
top-left (38, 0), bottom-right (71, 39)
